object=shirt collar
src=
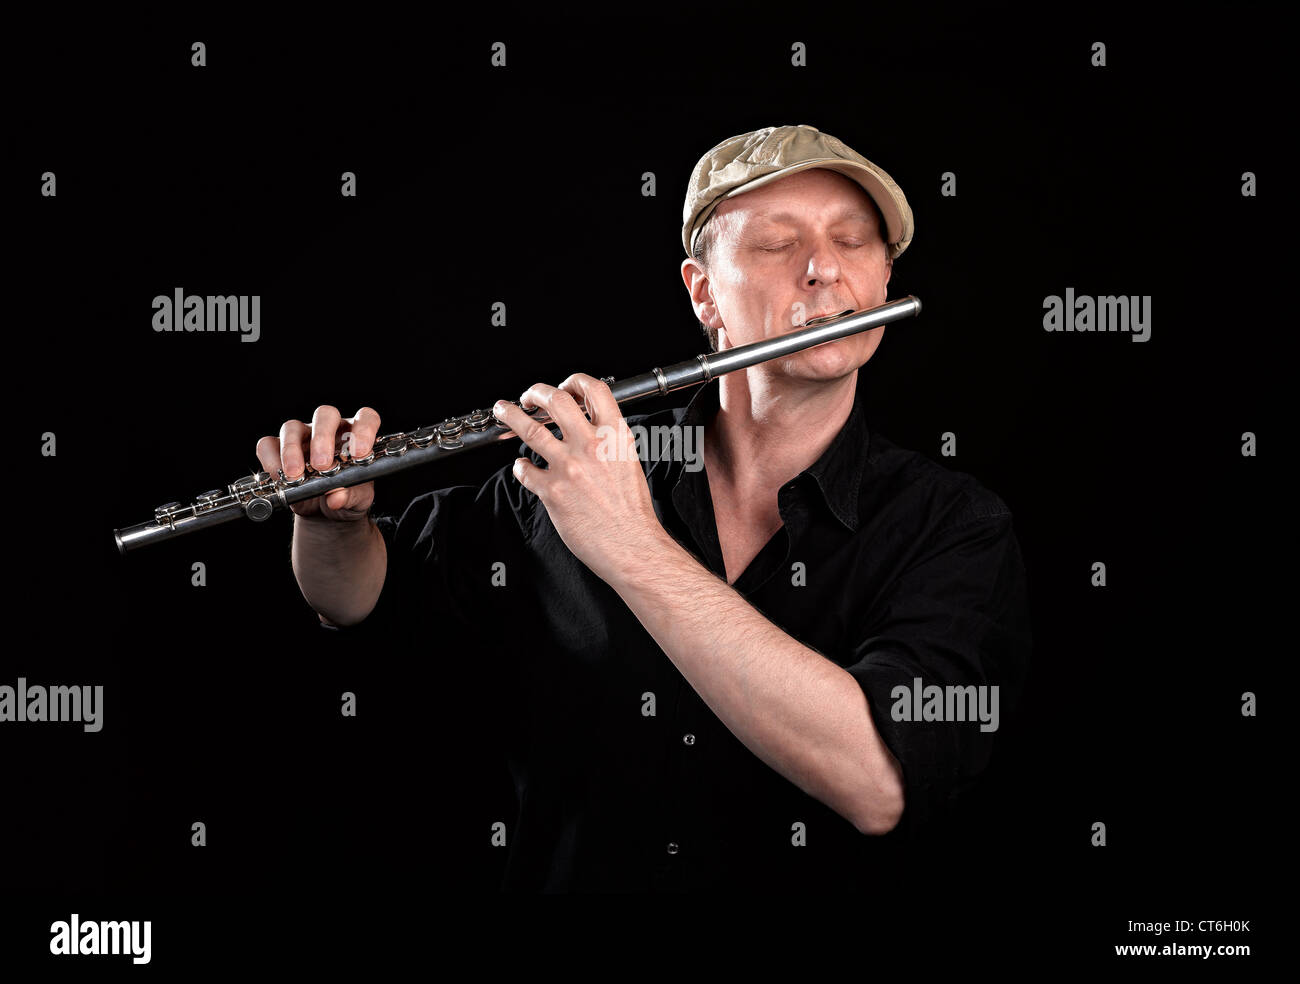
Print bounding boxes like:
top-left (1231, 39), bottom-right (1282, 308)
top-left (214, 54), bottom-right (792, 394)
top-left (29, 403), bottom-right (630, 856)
top-left (673, 374), bottom-right (871, 532)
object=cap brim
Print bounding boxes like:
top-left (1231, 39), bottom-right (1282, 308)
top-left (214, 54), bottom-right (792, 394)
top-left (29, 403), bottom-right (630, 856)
top-left (694, 158), bottom-right (913, 260)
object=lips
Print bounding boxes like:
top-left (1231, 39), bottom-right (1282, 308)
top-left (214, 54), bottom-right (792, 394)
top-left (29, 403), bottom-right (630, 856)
top-left (792, 310), bottom-right (847, 328)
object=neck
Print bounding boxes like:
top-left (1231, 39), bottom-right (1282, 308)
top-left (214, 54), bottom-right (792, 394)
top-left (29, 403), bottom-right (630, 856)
top-left (704, 369), bottom-right (858, 495)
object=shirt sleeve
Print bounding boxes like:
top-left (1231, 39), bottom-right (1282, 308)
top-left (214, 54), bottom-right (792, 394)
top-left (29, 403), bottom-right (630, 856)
top-left (842, 507), bottom-right (1032, 833)
top-left (313, 498), bottom-right (461, 640)
top-left (315, 465), bottom-right (536, 638)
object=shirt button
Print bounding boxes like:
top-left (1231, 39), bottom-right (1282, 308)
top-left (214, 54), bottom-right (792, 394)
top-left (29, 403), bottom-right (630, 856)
top-left (682, 733), bottom-right (696, 746)
top-left (666, 841), bottom-right (680, 855)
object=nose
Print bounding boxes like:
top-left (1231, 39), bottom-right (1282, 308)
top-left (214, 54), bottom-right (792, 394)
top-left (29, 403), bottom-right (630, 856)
top-left (803, 239), bottom-right (842, 287)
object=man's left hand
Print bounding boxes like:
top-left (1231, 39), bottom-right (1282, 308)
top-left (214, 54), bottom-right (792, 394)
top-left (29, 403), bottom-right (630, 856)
top-left (493, 374), bottom-right (671, 587)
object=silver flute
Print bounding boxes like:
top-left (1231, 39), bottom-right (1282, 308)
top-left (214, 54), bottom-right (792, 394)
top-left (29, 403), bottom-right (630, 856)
top-left (114, 295), bottom-right (921, 554)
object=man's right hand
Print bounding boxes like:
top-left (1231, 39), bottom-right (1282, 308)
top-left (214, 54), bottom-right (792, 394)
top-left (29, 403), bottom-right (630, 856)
top-left (256, 405), bottom-right (383, 522)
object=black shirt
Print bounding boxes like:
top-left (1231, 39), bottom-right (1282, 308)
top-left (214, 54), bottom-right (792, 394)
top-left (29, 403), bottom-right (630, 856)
top-left (336, 374), bottom-right (1031, 892)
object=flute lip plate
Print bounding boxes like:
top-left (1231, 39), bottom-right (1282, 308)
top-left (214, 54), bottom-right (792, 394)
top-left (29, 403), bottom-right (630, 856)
top-left (804, 308), bottom-right (855, 327)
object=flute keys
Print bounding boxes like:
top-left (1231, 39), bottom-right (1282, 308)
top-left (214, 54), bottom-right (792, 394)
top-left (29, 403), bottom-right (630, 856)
top-left (384, 436), bottom-right (409, 456)
top-left (465, 409), bottom-right (493, 432)
top-left (299, 456), bottom-right (342, 477)
top-left (279, 468), bottom-right (307, 487)
top-left (492, 401), bottom-right (522, 427)
top-left (154, 502), bottom-right (183, 521)
top-left (437, 418), bottom-right (464, 449)
top-left (411, 426), bottom-right (437, 449)
top-left (244, 497), bottom-right (274, 522)
top-left (195, 490), bottom-right (227, 512)
top-left (233, 472), bottom-right (271, 491)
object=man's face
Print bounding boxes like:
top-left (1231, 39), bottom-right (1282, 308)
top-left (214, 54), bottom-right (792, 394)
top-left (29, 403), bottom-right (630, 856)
top-left (682, 168), bottom-right (893, 381)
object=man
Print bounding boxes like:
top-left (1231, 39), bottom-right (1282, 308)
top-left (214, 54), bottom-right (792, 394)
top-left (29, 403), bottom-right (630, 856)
top-left (259, 124), bottom-right (1031, 892)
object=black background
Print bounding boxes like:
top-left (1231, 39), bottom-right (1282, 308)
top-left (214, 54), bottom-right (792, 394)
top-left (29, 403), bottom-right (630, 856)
top-left (6, 6), bottom-right (1284, 972)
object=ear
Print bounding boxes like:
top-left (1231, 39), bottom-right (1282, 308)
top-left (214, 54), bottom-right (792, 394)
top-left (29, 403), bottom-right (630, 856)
top-left (681, 256), bottom-right (723, 334)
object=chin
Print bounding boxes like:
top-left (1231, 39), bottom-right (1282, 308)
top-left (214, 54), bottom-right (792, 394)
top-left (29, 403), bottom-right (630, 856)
top-left (786, 332), bottom-right (881, 379)
top-left (784, 348), bottom-right (864, 381)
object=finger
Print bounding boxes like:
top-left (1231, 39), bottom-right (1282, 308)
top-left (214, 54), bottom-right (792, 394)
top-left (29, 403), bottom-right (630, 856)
top-left (324, 488), bottom-right (358, 512)
top-left (347, 406), bottom-right (382, 459)
top-left (558, 373), bottom-right (621, 429)
top-left (519, 382), bottom-right (593, 440)
top-left (278, 419), bottom-right (310, 479)
top-left (511, 456), bottom-right (548, 498)
top-left (316, 481), bottom-right (373, 521)
top-left (310, 405), bottom-right (343, 471)
top-left (492, 400), bottom-right (562, 463)
top-left (255, 435), bottom-right (283, 476)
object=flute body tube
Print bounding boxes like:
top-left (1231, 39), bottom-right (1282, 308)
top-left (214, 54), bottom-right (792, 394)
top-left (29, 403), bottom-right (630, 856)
top-left (114, 295), bottom-right (921, 554)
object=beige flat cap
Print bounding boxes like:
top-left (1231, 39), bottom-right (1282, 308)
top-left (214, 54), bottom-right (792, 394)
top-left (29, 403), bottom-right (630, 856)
top-left (683, 124), bottom-right (914, 261)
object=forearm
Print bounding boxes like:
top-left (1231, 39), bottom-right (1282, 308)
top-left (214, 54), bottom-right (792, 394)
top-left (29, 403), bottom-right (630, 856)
top-left (291, 514), bottom-right (387, 626)
top-left (609, 533), bottom-right (904, 835)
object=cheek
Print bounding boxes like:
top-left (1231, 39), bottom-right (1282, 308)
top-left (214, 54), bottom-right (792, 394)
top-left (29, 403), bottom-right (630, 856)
top-left (717, 257), bottom-right (759, 291)
top-left (855, 265), bottom-right (891, 303)
top-left (711, 261), bottom-right (766, 321)
top-left (857, 265), bottom-right (889, 295)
